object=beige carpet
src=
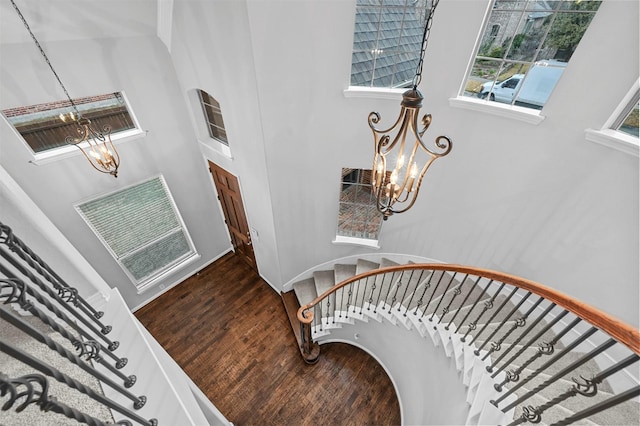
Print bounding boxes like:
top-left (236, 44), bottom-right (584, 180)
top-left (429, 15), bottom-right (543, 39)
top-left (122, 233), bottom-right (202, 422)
top-left (0, 309), bottom-right (114, 426)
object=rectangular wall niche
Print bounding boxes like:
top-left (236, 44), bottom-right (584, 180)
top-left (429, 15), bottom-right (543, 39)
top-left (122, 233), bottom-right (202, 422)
top-left (76, 176), bottom-right (197, 292)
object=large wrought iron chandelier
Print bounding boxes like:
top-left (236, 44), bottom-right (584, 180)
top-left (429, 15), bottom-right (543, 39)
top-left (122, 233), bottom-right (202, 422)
top-left (369, 0), bottom-right (451, 219)
top-left (11, 0), bottom-right (120, 178)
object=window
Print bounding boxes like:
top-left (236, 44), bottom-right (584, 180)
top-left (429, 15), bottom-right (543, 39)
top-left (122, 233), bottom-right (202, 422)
top-left (462, 0), bottom-right (601, 110)
top-left (585, 82), bottom-right (639, 156)
top-left (198, 90), bottom-right (228, 145)
top-left (336, 168), bottom-right (383, 243)
top-left (76, 176), bottom-right (197, 292)
top-left (350, 0), bottom-right (432, 88)
top-left (2, 92), bottom-right (140, 155)
top-left (613, 93), bottom-right (639, 138)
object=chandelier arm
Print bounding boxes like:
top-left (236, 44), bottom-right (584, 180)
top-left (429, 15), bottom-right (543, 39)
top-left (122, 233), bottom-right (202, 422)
top-left (68, 143), bottom-right (116, 176)
top-left (373, 111), bottom-right (413, 158)
top-left (385, 155), bottom-right (438, 215)
top-left (106, 131), bottom-right (121, 167)
top-left (369, 108), bottom-right (408, 136)
top-left (418, 113), bottom-right (433, 137)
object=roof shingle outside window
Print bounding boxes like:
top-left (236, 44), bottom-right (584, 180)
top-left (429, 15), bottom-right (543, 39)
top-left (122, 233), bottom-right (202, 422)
top-left (350, 0), bottom-right (431, 88)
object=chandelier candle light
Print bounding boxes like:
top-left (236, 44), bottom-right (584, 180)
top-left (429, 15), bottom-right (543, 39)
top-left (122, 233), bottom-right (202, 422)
top-left (368, 0), bottom-right (451, 219)
top-left (10, 0), bottom-right (120, 178)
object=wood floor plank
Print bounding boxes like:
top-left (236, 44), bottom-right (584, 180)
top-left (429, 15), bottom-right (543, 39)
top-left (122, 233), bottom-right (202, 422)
top-left (135, 253), bottom-right (401, 425)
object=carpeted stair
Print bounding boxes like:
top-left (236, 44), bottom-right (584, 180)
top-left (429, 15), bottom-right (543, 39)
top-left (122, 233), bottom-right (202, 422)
top-left (0, 308), bottom-right (114, 426)
top-left (283, 257), bottom-right (640, 425)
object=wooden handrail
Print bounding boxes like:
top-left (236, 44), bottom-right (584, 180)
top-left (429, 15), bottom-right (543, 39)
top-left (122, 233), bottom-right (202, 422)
top-left (297, 263), bottom-right (640, 355)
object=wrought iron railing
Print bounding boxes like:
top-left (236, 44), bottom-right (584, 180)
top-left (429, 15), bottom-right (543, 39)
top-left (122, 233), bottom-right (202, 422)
top-left (0, 222), bottom-right (157, 425)
top-left (297, 264), bottom-right (640, 425)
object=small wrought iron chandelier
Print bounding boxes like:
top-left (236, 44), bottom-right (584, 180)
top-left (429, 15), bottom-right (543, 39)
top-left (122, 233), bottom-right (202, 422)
top-left (10, 0), bottom-right (120, 178)
top-left (368, 0), bottom-right (451, 220)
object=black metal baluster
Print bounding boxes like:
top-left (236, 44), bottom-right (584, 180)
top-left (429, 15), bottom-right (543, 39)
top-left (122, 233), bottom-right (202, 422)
top-left (457, 280), bottom-right (493, 339)
top-left (428, 272), bottom-right (459, 322)
top-left (489, 304), bottom-right (563, 375)
top-left (0, 274), bottom-right (125, 367)
top-left (412, 271), bottom-right (437, 317)
top-left (492, 327), bottom-right (602, 409)
top-left (0, 250), bottom-right (117, 348)
top-left (507, 354), bottom-right (639, 426)
top-left (480, 294), bottom-right (540, 362)
top-left (358, 277), bottom-right (369, 315)
top-left (0, 373), bottom-right (110, 426)
top-left (461, 282), bottom-right (505, 343)
top-left (0, 223), bottom-right (104, 320)
top-left (469, 285), bottom-right (517, 348)
top-left (373, 271), bottom-right (393, 313)
top-left (492, 315), bottom-right (581, 393)
top-left (345, 282), bottom-right (353, 319)
top-left (1, 307), bottom-right (147, 408)
top-left (315, 303), bottom-right (322, 332)
top-left (381, 271), bottom-right (400, 312)
top-left (417, 270), bottom-right (448, 322)
top-left (550, 385), bottom-right (640, 426)
top-left (400, 270), bottom-right (427, 316)
top-left (319, 287), bottom-right (326, 328)
top-left (1, 278), bottom-right (134, 386)
top-left (337, 283), bottom-right (345, 319)
top-left (445, 275), bottom-right (482, 331)
top-left (366, 274), bottom-right (378, 312)
top-left (0, 341), bottom-right (157, 425)
top-left (388, 270), bottom-right (408, 314)
top-left (438, 273), bottom-right (468, 325)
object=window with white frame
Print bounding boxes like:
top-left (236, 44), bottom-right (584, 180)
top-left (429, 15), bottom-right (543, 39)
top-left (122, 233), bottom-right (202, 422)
top-left (613, 93), bottom-right (639, 138)
top-left (585, 83), bottom-right (639, 155)
top-left (198, 89), bottom-right (229, 146)
top-left (461, 0), bottom-right (601, 110)
top-left (336, 168), bottom-right (383, 242)
top-left (2, 92), bottom-right (141, 156)
top-left (76, 176), bottom-right (197, 292)
top-left (350, 0), bottom-right (433, 88)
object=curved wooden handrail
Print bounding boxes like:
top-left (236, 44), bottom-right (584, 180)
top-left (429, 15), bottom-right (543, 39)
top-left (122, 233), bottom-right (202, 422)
top-left (297, 263), bottom-right (640, 355)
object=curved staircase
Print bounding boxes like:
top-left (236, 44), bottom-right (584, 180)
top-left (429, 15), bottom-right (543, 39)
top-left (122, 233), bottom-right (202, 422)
top-left (281, 256), bottom-right (640, 425)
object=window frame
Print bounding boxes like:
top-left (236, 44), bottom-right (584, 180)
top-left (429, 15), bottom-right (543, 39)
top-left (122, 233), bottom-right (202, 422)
top-left (348, 0), bottom-right (433, 90)
top-left (333, 168), bottom-right (383, 248)
top-left (585, 79), bottom-right (640, 157)
top-left (195, 89), bottom-right (232, 158)
top-left (75, 175), bottom-right (199, 293)
top-left (198, 90), bottom-right (229, 140)
top-left (1, 92), bottom-right (145, 165)
top-left (452, 0), bottom-right (601, 121)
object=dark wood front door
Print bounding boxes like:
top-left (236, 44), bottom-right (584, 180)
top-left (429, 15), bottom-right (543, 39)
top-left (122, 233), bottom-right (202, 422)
top-left (208, 161), bottom-right (258, 271)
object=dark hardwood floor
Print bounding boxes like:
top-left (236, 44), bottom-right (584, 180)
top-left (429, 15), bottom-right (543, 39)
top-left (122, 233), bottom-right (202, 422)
top-left (135, 252), bottom-right (401, 425)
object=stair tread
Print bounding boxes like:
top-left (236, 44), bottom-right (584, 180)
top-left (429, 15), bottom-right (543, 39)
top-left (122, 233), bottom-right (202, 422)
top-left (334, 264), bottom-right (357, 283)
top-left (314, 270), bottom-right (336, 295)
top-left (287, 259), bottom-right (639, 426)
top-left (293, 277), bottom-right (318, 306)
top-left (356, 258), bottom-right (380, 274)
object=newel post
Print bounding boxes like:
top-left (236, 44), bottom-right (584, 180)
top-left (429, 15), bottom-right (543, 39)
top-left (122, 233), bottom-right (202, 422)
top-left (297, 307), bottom-right (320, 364)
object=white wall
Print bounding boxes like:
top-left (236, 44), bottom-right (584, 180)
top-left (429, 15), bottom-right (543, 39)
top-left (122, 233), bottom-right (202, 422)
top-left (0, 27), bottom-right (231, 308)
top-left (1, 0), bottom-right (637, 328)
top-left (169, 0), bottom-right (284, 288)
top-left (0, 166), bottom-right (111, 298)
top-left (322, 319), bottom-right (469, 425)
top-left (241, 0), bottom-right (638, 325)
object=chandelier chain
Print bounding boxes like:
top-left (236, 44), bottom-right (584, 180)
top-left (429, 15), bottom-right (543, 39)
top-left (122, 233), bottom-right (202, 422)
top-left (412, 0), bottom-right (440, 89)
top-left (9, 0), bottom-right (80, 117)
